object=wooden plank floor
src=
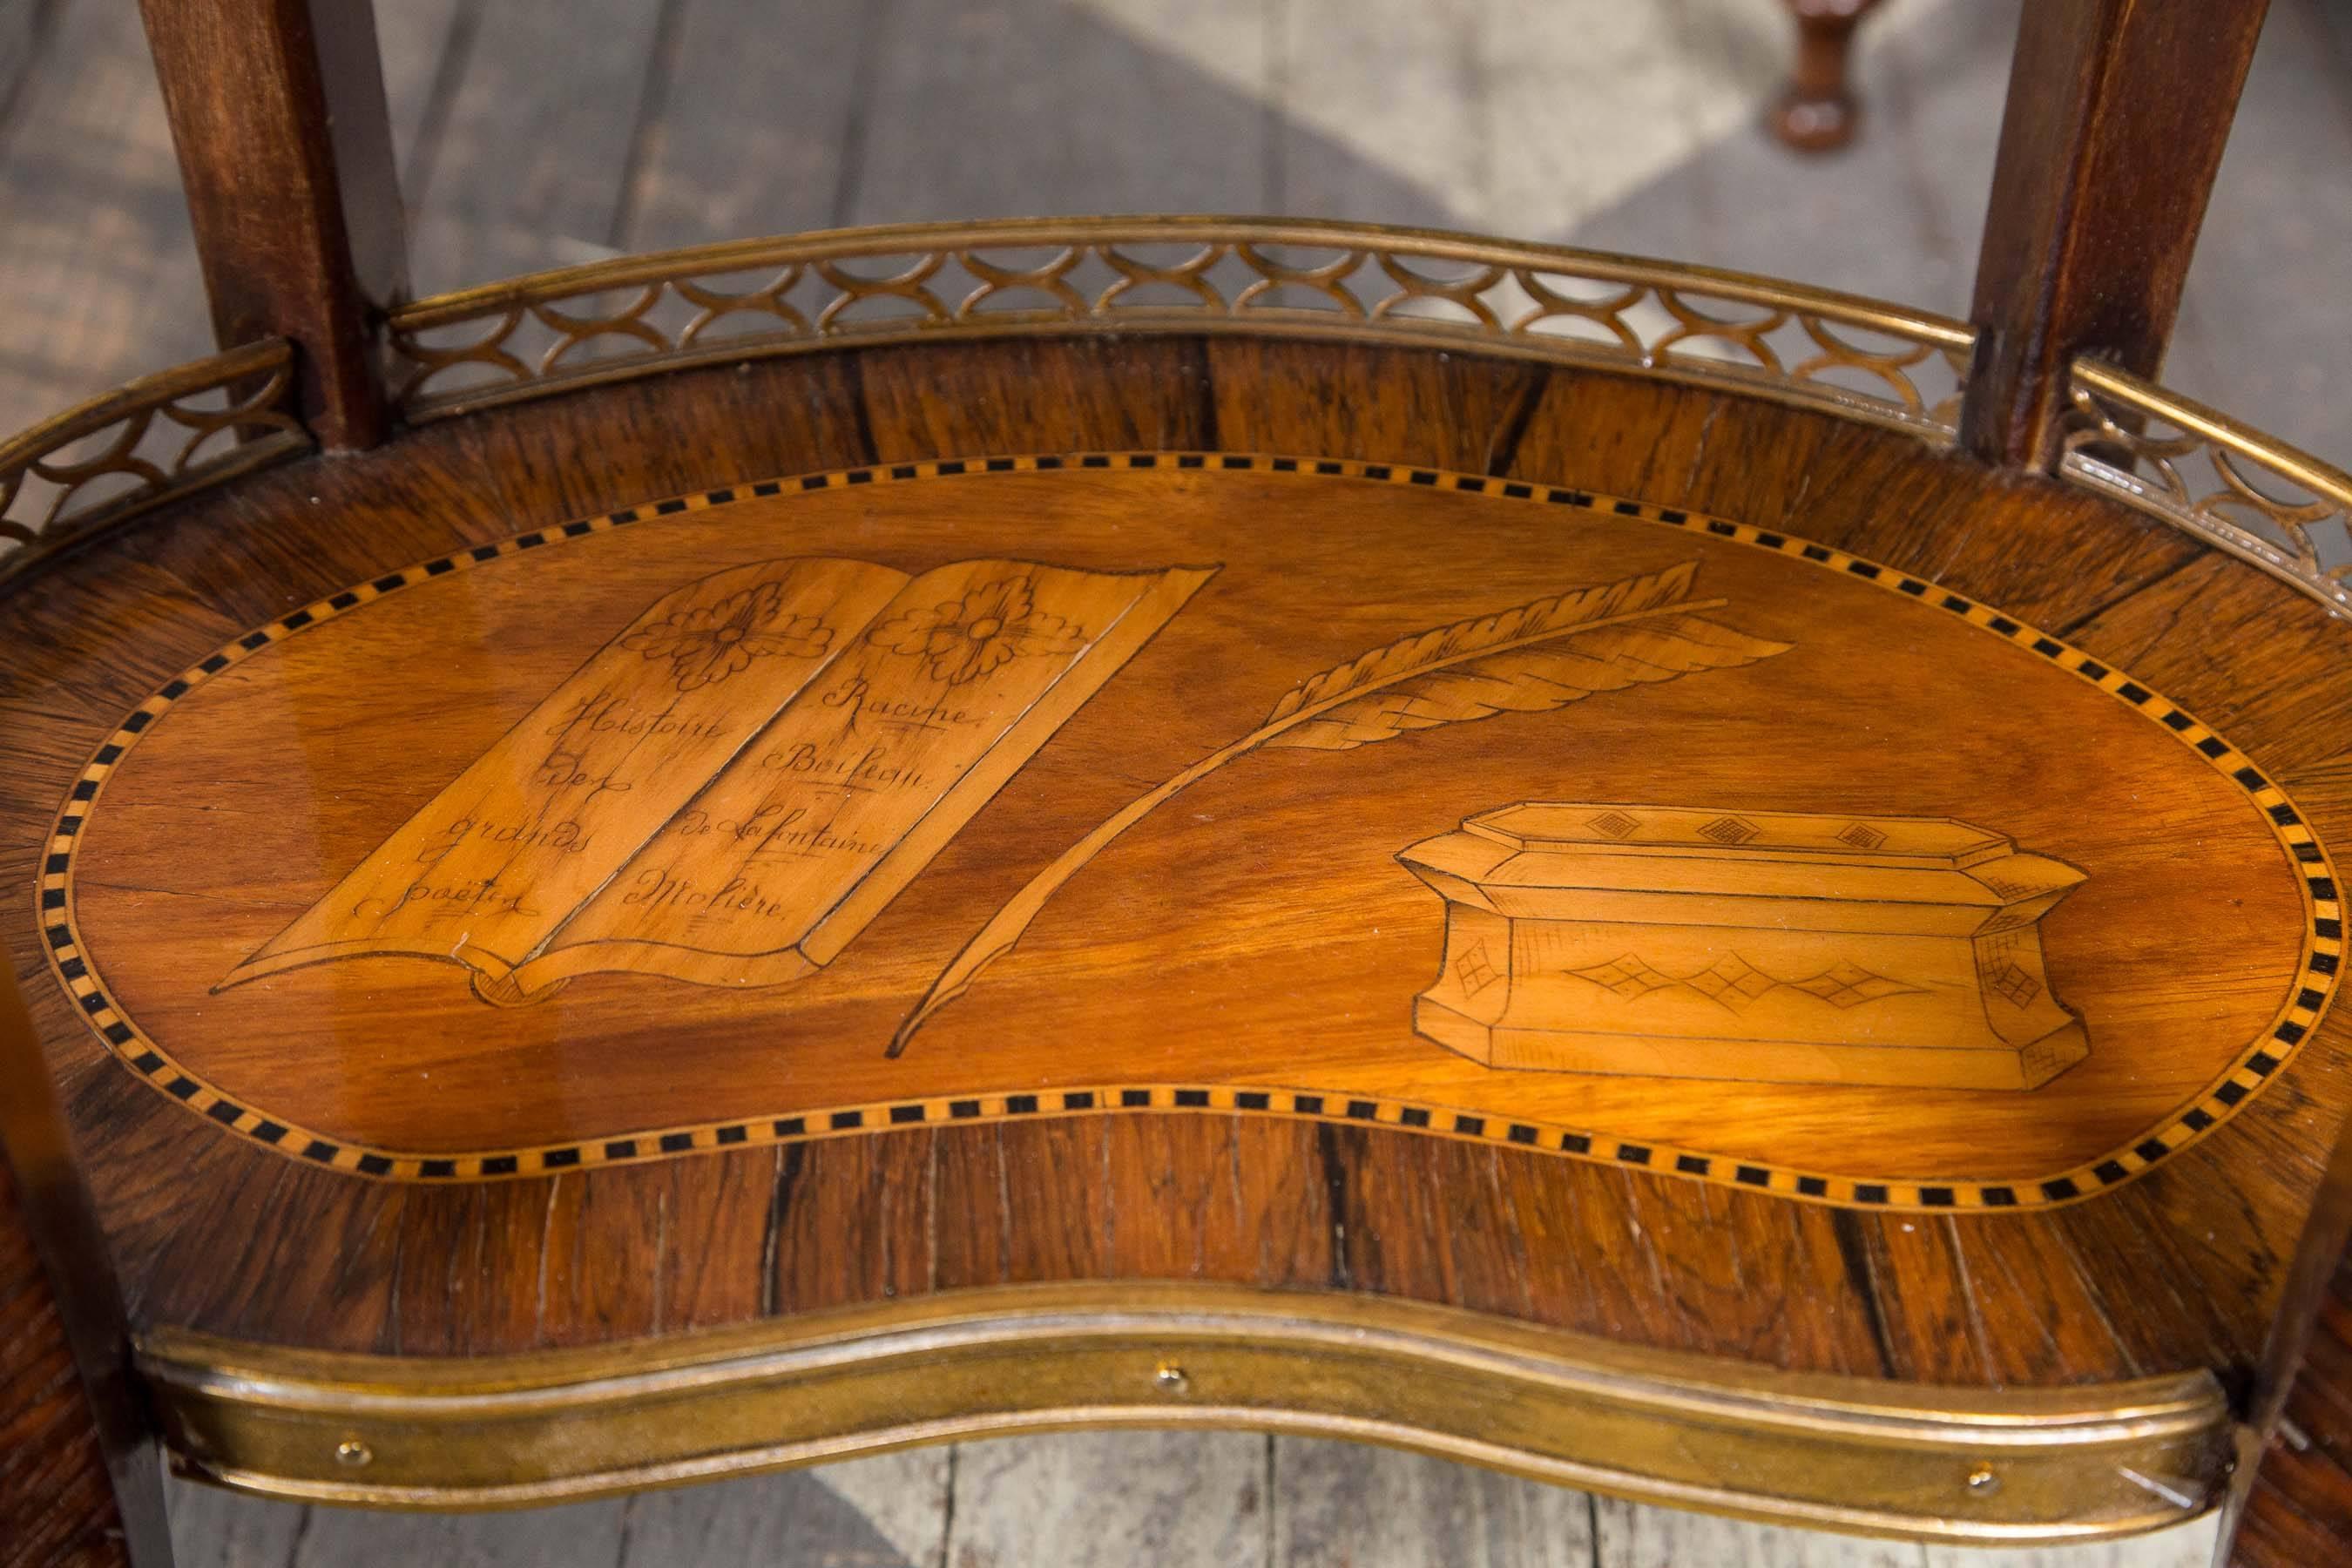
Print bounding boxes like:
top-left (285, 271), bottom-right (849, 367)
top-left (6, 0), bottom-right (2352, 1561)
top-left (4, 0), bottom-right (2349, 455)
top-left (159, 1439), bottom-right (2225, 1568)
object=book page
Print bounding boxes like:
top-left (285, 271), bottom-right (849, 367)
top-left (220, 558), bottom-right (909, 989)
top-left (524, 560), bottom-right (1213, 988)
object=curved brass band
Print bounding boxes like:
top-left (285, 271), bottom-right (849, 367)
top-left (380, 216), bottom-right (1975, 435)
top-left (0, 340), bottom-right (309, 587)
top-left (143, 1281), bottom-right (2228, 1544)
top-left (2063, 360), bottom-right (2352, 617)
top-left (6, 220), bottom-right (2351, 618)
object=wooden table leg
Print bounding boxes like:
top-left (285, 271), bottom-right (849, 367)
top-left (2220, 1124), bottom-right (2352, 1564)
top-left (135, 0), bottom-right (404, 451)
top-left (1959, 0), bottom-right (2268, 471)
top-left (1771, 0), bottom-right (1885, 152)
top-left (1, 962), bottom-right (174, 1568)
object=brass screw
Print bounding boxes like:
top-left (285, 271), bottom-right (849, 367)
top-left (1965, 1463), bottom-right (1998, 1495)
top-left (335, 1439), bottom-right (373, 1468)
top-left (1153, 1362), bottom-right (1190, 1394)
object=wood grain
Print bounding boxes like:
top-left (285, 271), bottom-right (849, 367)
top-left (0, 343), bottom-right (2348, 1551)
top-left (34, 457), bottom-right (2319, 1213)
top-left (1922, 1524), bottom-right (2218, 1568)
top-left (946, 1431), bottom-right (1267, 1566)
top-left (167, 1457), bottom-right (948, 1567)
top-left (0, 0), bottom-right (472, 442)
top-left (2226, 1096), bottom-right (2352, 1564)
top-left (1593, 1494), bottom-right (1916, 1568)
top-left (14, 0), bottom-right (2352, 466)
top-left (1274, 0), bottom-right (1457, 226)
top-left (401, 0), bottom-right (679, 290)
top-left (619, 0), bottom-right (867, 244)
top-left (0, 0), bottom-right (211, 439)
top-left (13, 6), bottom-right (2352, 1560)
top-left (2232, 1255), bottom-right (2352, 1563)
top-left (0, 1152), bottom-right (139, 1568)
top-left (852, 0), bottom-right (1274, 226)
top-left (0, 0), bottom-right (50, 125)
top-left (1, 962), bottom-right (171, 1566)
top-left (160, 1442), bottom-right (2232, 1566)
top-left (1277, 1436), bottom-right (1598, 1568)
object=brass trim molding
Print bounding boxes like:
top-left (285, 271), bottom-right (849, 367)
top-left (144, 1281), bottom-right (2227, 1544)
top-left (0, 341), bottom-right (310, 587)
top-left (8, 221), bottom-right (2352, 623)
top-left (2062, 360), bottom-right (2352, 618)
top-left (381, 215), bottom-right (2352, 624)
top-left (382, 216), bottom-right (1976, 436)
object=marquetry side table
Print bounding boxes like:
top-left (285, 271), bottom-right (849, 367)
top-left (5, 3), bottom-right (2350, 1567)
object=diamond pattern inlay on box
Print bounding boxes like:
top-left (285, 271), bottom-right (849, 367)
top-left (1401, 802), bottom-right (2091, 1090)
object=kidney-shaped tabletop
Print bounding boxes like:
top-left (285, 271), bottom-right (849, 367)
top-left (7, 328), bottom-right (2350, 1543)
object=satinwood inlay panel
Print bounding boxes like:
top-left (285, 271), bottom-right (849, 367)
top-left (39, 456), bottom-right (2337, 1211)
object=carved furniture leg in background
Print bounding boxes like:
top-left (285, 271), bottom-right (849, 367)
top-left (0, 963), bottom-right (175, 1568)
top-left (1770, 0), bottom-right (1885, 152)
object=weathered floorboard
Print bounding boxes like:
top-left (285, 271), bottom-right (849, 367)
top-left (162, 1446), bottom-right (2227, 1566)
top-left (946, 1431), bottom-right (1268, 1568)
top-left (373, 0), bottom-right (672, 292)
top-left (1593, 1495), bottom-right (1921, 1566)
top-left (1275, 1436), bottom-right (1598, 1568)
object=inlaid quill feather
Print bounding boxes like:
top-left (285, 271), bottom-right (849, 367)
top-left (888, 560), bottom-right (1788, 1054)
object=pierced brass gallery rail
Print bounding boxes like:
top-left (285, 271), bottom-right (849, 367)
top-left (379, 217), bottom-right (1977, 435)
top-left (6, 220), bottom-right (2352, 619)
top-left (364, 220), bottom-right (2352, 625)
top-left (2061, 361), bottom-right (2352, 618)
top-left (0, 340), bottom-right (308, 585)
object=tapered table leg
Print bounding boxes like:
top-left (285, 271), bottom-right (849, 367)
top-left (1771, 0), bottom-right (1885, 152)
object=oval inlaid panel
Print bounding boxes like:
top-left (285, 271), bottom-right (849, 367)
top-left (39, 455), bottom-right (2341, 1211)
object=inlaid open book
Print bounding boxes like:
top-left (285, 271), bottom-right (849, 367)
top-left (218, 556), bottom-right (1213, 1002)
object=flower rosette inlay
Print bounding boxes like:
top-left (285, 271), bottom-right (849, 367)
top-left (868, 576), bottom-right (1087, 686)
top-left (621, 580), bottom-right (831, 691)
